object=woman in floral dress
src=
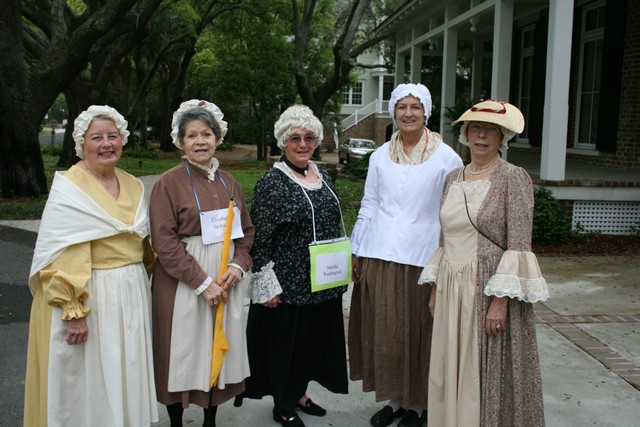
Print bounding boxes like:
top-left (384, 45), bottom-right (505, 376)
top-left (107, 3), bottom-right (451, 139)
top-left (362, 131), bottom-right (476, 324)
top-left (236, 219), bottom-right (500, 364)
top-left (420, 100), bottom-right (549, 426)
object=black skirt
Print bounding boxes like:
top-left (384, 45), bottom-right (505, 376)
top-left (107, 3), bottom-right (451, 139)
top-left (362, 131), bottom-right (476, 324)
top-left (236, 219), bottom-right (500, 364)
top-left (239, 297), bottom-right (348, 416)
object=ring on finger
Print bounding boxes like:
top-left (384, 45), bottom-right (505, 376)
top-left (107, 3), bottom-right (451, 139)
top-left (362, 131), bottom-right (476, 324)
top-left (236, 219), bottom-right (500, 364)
top-left (496, 324), bottom-right (501, 329)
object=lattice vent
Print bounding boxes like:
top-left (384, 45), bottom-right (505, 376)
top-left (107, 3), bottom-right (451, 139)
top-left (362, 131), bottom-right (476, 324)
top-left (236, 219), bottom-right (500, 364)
top-left (572, 202), bottom-right (640, 235)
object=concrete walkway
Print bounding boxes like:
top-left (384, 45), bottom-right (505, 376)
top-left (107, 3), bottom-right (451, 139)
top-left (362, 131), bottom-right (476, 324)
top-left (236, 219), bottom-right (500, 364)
top-left (1, 151), bottom-right (639, 425)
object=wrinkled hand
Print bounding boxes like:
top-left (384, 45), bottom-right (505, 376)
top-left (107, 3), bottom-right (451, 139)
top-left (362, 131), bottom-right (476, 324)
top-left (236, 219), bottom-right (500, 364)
top-left (202, 283), bottom-right (227, 307)
top-left (219, 266), bottom-right (243, 291)
top-left (263, 295), bottom-right (282, 309)
top-left (485, 296), bottom-right (508, 336)
top-left (66, 317), bottom-right (88, 345)
top-left (352, 255), bottom-right (361, 285)
top-left (428, 284), bottom-right (437, 317)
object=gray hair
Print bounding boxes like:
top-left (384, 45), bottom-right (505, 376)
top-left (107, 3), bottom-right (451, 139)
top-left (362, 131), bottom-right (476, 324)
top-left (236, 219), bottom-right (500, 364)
top-left (274, 105), bottom-right (324, 149)
top-left (176, 107), bottom-right (222, 147)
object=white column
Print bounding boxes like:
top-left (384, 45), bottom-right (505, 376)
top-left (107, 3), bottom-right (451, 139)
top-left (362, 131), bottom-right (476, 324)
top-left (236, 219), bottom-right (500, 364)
top-left (377, 75), bottom-right (384, 111)
top-left (540, 0), bottom-right (574, 180)
top-left (491, 0), bottom-right (514, 99)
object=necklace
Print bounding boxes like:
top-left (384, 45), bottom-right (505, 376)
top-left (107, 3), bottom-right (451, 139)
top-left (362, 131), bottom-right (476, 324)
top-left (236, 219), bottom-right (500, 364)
top-left (280, 155), bottom-right (309, 176)
top-left (467, 156), bottom-right (500, 175)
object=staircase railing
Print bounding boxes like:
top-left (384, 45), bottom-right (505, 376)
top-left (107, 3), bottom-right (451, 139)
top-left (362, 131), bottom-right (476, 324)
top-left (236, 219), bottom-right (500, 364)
top-left (341, 99), bottom-right (388, 130)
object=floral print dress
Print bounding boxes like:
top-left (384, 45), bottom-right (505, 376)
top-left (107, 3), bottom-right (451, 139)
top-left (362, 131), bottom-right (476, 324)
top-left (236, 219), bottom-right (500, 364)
top-left (420, 162), bottom-right (549, 427)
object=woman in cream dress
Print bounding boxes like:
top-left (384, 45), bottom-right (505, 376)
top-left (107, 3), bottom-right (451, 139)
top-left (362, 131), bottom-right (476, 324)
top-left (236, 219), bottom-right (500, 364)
top-left (24, 105), bottom-right (158, 427)
top-left (421, 100), bottom-right (548, 426)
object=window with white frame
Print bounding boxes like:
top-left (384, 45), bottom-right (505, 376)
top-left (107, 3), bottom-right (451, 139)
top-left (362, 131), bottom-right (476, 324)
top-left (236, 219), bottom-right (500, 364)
top-left (342, 81), bottom-right (364, 105)
top-left (575, 1), bottom-right (605, 148)
top-left (517, 25), bottom-right (535, 142)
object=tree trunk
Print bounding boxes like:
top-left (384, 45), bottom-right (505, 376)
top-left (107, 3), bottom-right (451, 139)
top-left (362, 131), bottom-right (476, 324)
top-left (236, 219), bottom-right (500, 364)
top-left (0, 116), bottom-right (48, 198)
top-left (0, 0), bottom-right (47, 197)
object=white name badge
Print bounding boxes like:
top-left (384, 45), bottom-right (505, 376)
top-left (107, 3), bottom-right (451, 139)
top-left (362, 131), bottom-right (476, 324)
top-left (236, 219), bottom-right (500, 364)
top-left (200, 207), bottom-right (244, 245)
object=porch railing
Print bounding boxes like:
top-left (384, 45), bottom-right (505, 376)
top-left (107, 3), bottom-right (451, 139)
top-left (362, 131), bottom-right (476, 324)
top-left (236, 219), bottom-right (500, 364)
top-left (341, 99), bottom-right (388, 130)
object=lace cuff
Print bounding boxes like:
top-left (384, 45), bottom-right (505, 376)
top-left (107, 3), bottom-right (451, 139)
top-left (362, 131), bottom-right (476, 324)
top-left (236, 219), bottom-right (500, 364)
top-left (484, 275), bottom-right (549, 302)
top-left (418, 247), bottom-right (443, 285)
top-left (250, 261), bottom-right (282, 304)
top-left (61, 300), bottom-right (91, 320)
top-left (483, 249), bottom-right (549, 302)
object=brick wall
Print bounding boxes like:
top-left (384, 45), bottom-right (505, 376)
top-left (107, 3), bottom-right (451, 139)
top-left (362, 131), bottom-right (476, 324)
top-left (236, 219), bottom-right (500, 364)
top-left (615, 0), bottom-right (640, 170)
top-left (566, 0), bottom-right (640, 170)
top-left (323, 114), bottom-right (392, 151)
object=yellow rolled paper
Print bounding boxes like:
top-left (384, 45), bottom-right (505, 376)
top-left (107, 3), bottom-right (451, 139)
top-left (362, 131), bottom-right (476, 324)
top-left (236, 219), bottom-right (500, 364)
top-left (210, 197), bottom-right (234, 388)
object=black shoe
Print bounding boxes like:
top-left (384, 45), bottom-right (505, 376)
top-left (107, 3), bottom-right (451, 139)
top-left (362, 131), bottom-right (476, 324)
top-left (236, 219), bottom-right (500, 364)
top-left (296, 398), bottom-right (327, 416)
top-left (273, 407), bottom-right (305, 427)
top-left (397, 409), bottom-right (426, 427)
top-left (370, 406), bottom-right (406, 427)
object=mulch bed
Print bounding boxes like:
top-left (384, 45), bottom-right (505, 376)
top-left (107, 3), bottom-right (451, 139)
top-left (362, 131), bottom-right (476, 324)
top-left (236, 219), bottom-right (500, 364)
top-left (533, 234), bottom-right (640, 256)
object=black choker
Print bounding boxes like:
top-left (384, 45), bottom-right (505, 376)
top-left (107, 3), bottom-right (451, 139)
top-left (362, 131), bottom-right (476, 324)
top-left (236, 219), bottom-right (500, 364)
top-left (280, 155), bottom-right (309, 176)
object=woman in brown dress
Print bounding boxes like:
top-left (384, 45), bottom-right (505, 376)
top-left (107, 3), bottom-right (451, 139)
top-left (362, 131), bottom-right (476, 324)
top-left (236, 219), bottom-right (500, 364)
top-left (149, 99), bottom-right (254, 427)
top-left (348, 83), bottom-right (462, 427)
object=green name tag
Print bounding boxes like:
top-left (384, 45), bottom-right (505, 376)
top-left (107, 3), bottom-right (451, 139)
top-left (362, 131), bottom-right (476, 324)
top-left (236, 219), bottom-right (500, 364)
top-left (309, 237), bottom-right (352, 292)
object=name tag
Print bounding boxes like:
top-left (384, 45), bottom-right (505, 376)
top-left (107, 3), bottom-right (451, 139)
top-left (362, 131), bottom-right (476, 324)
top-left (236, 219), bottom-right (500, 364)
top-left (309, 237), bottom-right (352, 292)
top-left (200, 207), bottom-right (244, 245)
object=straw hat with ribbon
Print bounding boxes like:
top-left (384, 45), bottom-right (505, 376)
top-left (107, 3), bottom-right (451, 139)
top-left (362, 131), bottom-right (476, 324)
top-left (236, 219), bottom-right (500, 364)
top-left (452, 100), bottom-right (525, 149)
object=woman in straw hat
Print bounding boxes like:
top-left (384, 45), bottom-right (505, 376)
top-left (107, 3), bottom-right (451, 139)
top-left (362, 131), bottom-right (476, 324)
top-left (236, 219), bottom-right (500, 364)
top-left (149, 99), bottom-right (255, 427)
top-left (420, 100), bottom-right (549, 426)
top-left (348, 83), bottom-right (462, 427)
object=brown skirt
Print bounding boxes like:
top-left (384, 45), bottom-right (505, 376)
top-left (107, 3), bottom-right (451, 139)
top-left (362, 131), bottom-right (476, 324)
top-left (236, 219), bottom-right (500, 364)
top-left (348, 258), bottom-right (433, 408)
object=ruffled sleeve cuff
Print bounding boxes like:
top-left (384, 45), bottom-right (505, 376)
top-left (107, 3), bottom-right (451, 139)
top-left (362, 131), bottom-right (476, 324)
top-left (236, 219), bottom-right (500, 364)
top-left (418, 247), bottom-right (444, 285)
top-left (250, 261), bottom-right (283, 304)
top-left (60, 300), bottom-right (90, 320)
top-left (484, 250), bottom-right (549, 302)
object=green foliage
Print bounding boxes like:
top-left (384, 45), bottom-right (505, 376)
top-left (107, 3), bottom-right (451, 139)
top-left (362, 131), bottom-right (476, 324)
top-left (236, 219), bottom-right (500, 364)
top-left (0, 154), bottom-right (367, 235)
top-left (122, 145), bottom-right (159, 159)
top-left (189, 1), bottom-right (296, 145)
top-left (443, 98), bottom-right (474, 134)
top-left (341, 152), bottom-right (373, 179)
top-left (216, 140), bottom-right (236, 152)
top-left (629, 221), bottom-right (640, 237)
top-left (46, 94), bottom-right (68, 124)
top-left (532, 186), bottom-right (571, 244)
top-left (335, 177), bottom-right (365, 235)
top-left (41, 143), bottom-right (64, 157)
top-left (0, 199), bottom-right (47, 220)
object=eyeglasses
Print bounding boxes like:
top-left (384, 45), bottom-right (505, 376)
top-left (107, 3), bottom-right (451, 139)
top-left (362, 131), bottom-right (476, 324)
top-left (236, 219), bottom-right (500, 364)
top-left (468, 122), bottom-right (501, 136)
top-left (288, 135), bottom-right (317, 144)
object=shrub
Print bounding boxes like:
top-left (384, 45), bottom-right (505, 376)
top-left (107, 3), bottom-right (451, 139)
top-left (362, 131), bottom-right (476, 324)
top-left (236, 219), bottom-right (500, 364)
top-left (40, 143), bottom-right (64, 157)
top-left (122, 145), bottom-right (159, 159)
top-left (532, 186), bottom-right (571, 244)
top-left (341, 152), bottom-right (372, 179)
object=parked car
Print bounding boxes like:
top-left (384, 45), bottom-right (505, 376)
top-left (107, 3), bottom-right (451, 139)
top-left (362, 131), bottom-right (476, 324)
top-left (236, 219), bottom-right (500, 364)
top-left (339, 138), bottom-right (377, 164)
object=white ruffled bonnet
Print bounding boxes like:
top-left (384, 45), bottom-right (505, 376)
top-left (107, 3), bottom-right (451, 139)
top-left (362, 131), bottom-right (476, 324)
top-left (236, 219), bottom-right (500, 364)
top-left (72, 105), bottom-right (130, 159)
top-left (388, 83), bottom-right (432, 123)
top-left (171, 99), bottom-right (228, 149)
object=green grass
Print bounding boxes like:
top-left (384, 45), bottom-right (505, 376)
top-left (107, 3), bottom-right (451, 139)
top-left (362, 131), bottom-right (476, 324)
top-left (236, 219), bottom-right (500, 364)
top-left (0, 154), bottom-right (366, 232)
